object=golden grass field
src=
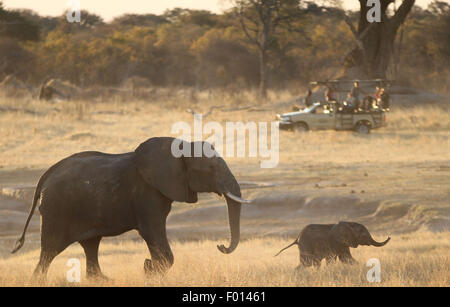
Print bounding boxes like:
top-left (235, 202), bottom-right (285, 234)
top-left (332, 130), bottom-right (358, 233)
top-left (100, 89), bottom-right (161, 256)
top-left (0, 90), bottom-right (449, 286)
top-left (1, 234), bottom-right (449, 287)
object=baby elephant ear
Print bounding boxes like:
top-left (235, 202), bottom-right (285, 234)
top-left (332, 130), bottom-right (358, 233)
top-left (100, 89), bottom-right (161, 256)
top-left (330, 222), bottom-right (358, 248)
top-left (134, 137), bottom-right (197, 203)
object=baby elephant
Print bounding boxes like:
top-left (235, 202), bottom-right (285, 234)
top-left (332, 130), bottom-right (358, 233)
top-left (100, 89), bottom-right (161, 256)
top-left (275, 221), bottom-right (390, 267)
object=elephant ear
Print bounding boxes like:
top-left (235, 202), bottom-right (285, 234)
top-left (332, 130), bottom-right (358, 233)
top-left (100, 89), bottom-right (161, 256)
top-left (330, 222), bottom-right (358, 248)
top-left (134, 137), bottom-right (198, 203)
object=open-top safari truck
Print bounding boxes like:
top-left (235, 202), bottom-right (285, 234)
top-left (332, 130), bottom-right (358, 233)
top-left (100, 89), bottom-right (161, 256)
top-left (277, 79), bottom-right (391, 134)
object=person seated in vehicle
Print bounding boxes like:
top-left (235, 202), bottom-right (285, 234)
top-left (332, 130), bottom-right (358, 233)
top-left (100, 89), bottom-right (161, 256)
top-left (370, 96), bottom-right (380, 111)
top-left (349, 81), bottom-right (366, 111)
top-left (311, 105), bottom-right (324, 114)
top-left (304, 89), bottom-right (313, 107)
top-left (325, 86), bottom-right (337, 103)
top-left (362, 95), bottom-right (377, 112)
top-left (374, 86), bottom-right (382, 101)
top-left (380, 88), bottom-right (390, 111)
top-left (350, 96), bottom-right (360, 111)
top-left (342, 94), bottom-right (357, 113)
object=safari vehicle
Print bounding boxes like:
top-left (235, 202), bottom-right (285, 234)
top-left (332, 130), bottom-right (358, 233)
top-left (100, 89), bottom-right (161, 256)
top-left (277, 79), bottom-right (390, 134)
top-left (277, 102), bottom-right (386, 134)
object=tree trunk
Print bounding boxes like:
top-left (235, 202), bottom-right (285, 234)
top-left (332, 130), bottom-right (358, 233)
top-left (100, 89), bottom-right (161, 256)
top-left (341, 0), bottom-right (415, 79)
top-left (259, 49), bottom-right (268, 99)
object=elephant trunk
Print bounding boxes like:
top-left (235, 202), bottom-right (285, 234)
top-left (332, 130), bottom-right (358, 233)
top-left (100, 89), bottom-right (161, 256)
top-left (217, 177), bottom-right (241, 254)
top-left (370, 236), bottom-right (391, 247)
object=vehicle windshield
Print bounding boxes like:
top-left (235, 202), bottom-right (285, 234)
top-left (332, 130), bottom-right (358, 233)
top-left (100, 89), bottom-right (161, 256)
top-left (303, 103), bottom-right (319, 113)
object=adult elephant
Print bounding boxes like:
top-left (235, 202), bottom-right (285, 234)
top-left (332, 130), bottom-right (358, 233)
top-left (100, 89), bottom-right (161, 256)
top-left (12, 137), bottom-right (250, 279)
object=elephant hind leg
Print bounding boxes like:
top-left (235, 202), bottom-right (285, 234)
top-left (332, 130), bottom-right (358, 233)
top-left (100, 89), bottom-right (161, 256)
top-left (33, 249), bottom-right (58, 280)
top-left (32, 220), bottom-right (70, 281)
top-left (79, 236), bottom-right (107, 280)
top-left (32, 241), bottom-right (69, 281)
top-left (300, 254), bottom-right (314, 267)
top-left (300, 254), bottom-right (322, 268)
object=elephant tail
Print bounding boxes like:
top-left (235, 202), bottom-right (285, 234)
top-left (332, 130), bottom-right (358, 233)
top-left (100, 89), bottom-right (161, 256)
top-left (11, 185), bottom-right (42, 254)
top-left (11, 159), bottom-right (64, 254)
top-left (274, 239), bottom-right (298, 257)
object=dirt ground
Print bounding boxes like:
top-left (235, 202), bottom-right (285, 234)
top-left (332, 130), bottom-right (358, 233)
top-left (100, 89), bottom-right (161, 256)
top-left (0, 91), bottom-right (449, 286)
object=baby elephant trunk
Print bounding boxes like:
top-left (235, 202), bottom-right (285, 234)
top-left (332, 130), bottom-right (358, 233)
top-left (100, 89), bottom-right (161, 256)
top-left (370, 236), bottom-right (391, 247)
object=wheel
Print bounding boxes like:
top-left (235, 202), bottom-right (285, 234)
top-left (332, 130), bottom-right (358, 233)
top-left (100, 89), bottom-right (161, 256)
top-left (355, 122), bottom-right (370, 134)
top-left (294, 122), bottom-right (309, 133)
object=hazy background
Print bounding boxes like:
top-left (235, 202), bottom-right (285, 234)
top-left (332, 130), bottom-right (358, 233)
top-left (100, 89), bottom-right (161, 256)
top-left (3, 0), bottom-right (432, 21)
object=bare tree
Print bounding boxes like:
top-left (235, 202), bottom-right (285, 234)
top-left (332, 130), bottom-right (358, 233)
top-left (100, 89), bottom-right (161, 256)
top-left (341, 0), bottom-right (415, 79)
top-left (235, 0), bottom-right (301, 99)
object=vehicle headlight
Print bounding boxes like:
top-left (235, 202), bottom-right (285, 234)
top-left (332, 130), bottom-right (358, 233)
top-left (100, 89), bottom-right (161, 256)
top-left (276, 114), bottom-right (291, 122)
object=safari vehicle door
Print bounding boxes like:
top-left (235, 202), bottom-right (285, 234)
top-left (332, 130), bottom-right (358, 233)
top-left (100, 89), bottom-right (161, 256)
top-left (308, 103), bottom-right (336, 130)
top-left (371, 110), bottom-right (386, 128)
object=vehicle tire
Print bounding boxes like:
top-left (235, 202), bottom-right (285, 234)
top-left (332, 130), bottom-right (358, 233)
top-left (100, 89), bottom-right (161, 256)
top-left (355, 122), bottom-right (371, 134)
top-left (294, 122), bottom-right (309, 133)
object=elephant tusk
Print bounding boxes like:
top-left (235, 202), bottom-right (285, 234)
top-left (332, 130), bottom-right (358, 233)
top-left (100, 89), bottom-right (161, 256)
top-left (225, 192), bottom-right (252, 204)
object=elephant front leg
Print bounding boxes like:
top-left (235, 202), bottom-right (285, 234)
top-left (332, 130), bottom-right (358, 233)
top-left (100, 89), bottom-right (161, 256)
top-left (338, 249), bottom-right (357, 265)
top-left (143, 240), bottom-right (174, 275)
top-left (135, 192), bottom-right (174, 276)
top-left (139, 226), bottom-right (174, 276)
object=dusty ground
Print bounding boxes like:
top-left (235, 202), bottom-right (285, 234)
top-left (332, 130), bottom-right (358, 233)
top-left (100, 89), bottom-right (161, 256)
top-left (0, 91), bottom-right (449, 286)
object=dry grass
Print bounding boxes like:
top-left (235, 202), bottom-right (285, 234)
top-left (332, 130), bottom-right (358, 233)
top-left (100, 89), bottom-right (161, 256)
top-left (0, 92), bottom-right (448, 169)
top-left (0, 232), bottom-right (448, 287)
top-left (0, 91), bottom-right (449, 287)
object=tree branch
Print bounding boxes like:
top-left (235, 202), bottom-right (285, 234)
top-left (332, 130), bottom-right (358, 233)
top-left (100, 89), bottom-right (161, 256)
top-left (390, 0), bottom-right (415, 32)
top-left (344, 14), bottom-right (358, 37)
top-left (342, 12), bottom-right (375, 51)
top-left (238, 4), bottom-right (261, 47)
